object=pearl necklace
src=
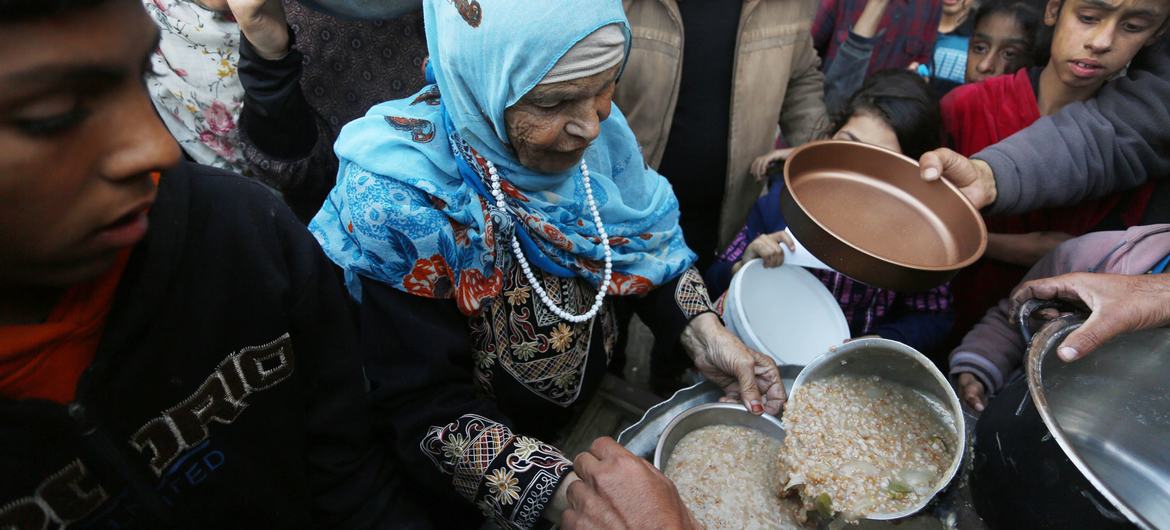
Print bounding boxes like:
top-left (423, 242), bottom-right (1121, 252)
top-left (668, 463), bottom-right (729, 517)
top-left (485, 159), bottom-right (612, 323)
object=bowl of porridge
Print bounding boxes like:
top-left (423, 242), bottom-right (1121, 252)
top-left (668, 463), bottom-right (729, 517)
top-left (783, 337), bottom-right (965, 520)
top-left (655, 403), bottom-right (807, 529)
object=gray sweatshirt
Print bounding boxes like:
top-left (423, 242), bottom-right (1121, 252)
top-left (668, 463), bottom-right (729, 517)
top-left (975, 40), bottom-right (1170, 216)
top-left (950, 224), bottom-right (1170, 394)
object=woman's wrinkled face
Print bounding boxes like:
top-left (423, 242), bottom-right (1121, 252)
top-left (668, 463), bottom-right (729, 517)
top-left (504, 65), bottom-right (620, 174)
top-left (0, 0), bottom-right (180, 288)
top-left (831, 112), bottom-right (902, 154)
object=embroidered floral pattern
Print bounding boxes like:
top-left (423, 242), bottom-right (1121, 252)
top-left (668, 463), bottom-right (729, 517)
top-left (505, 285), bottom-right (531, 305)
top-left (512, 341), bottom-right (539, 362)
top-left (674, 267), bottom-right (716, 319)
top-left (486, 468), bottom-right (521, 505)
top-left (421, 414), bottom-right (571, 530)
top-left (513, 436), bottom-right (541, 460)
top-left (474, 349), bottom-right (497, 370)
top-left (442, 433), bottom-right (470, 463)
top-left (549, 323), bottom-right (574, 352)
top-left (468, 261), bottom-right (615, 406)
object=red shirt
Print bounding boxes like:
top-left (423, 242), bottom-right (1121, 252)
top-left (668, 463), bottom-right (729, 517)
top-left (941, 69), bottom-right (1156, 343)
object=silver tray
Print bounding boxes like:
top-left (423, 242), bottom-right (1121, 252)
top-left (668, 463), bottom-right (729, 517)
top-left (618, 370), bottom-right (986, 529)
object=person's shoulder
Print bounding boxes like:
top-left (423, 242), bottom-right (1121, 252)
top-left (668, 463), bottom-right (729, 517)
top-left (178, 162), bottom-right (293, 216)
top-left (165, 161), bottom-right (308, 250)
top-left (942, 79), bottom-right (986, 106)
top-left (941, 74), bottom-right (1015, 114)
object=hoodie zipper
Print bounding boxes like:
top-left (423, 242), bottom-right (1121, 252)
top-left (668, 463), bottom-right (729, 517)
top-left (70, 363), bottom-right (181, 528)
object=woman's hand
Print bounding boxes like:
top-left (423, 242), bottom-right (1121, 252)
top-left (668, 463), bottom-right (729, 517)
top-left (680, 313), bottom-right (786, 415)
top-left (750, 148), bottom-right (793, 182)
top-left (956, 373), bottom-right (986, 412)
top-left (732, 231), bottom-right (795, 274)
top-left (227, 0), bottom-right (290, 61)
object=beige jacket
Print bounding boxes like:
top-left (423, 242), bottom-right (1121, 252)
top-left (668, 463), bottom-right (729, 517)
top-left (615, 0), bottom-right (828, 248)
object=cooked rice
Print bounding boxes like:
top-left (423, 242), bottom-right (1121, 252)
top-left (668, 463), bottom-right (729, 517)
top-left (779, 375), bottom-right (957, 519)
top-left (665, 425), bottom-right (805, 529)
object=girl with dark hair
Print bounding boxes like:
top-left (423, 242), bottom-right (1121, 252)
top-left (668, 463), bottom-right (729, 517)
top-left (966, 0), bottom-right (1044, 84)
top-left (711, 70), bottom-right (954, 355)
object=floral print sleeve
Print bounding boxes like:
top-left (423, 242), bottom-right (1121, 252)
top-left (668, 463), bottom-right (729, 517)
top-left (421, 414), bottom-right (572, 530)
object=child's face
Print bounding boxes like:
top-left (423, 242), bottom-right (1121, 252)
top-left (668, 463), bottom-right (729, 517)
top-left (966, 13), bottom-right (1033, 83)
top-left (0, 0), bottom-right (181, 288)
top-left (831, 112), bottom-right (902, 155)
top-left (1044, 0), bottom-right (1170, 89)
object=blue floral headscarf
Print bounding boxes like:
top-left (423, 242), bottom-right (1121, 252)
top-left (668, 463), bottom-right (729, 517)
top-left (310, 0), bottom-right (696, 316)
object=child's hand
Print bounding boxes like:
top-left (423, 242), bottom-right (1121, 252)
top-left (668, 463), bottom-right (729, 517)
top-left (957, 373), bottom-right (987, 412)
top-left (736, 231), bottom-right (795, 273)
top-left (750, 148), bottom-right (793, 182)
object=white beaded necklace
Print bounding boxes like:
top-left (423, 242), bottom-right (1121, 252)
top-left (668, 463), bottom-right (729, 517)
top-left (485, 159), bottom-right (612, 323)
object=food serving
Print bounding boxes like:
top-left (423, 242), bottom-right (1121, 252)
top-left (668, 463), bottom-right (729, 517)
top-left (665, 425), bottom-right (804, 529)
top-left (779, 374), bottom-right (959, 519)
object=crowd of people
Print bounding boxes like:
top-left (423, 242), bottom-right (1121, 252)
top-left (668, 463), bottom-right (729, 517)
top-left (1, 0), bottom-right (1167, 528)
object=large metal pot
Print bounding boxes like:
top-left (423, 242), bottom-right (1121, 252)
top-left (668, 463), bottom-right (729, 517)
top-left (780, 141), bottom-right (986, 292)
top-left (971, 300), bottom-right (1170, 529)
top-left (791, 338), bottom-right (967, 520)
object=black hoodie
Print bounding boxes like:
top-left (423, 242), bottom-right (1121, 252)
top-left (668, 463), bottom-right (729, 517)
top-left (0, 162), bottom-right (427, 530)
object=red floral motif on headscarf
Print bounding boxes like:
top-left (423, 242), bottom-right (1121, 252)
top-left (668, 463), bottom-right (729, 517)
top-left (404, 254), bottom-right (455, 298)
top-left (541, 223), bottom-right (573, 251)
top-left (478, 197), bottom-right (496, 250)
top-left (449, 218), bottom-right (471, 246)
top-left (450, 0), bottom-right (482, 27)
top-left (499, 179), bottom-right (529, 202)
top-left (456, 268), bottom-right (504, 316)
top-left (577, 259), bottom-right (603, 274)
top-left (609, 273), bottom-right (654, 296)
top-left (607, 236), bottom-right (630, 247)
top-left (638, 233), bottom-right (654, 241)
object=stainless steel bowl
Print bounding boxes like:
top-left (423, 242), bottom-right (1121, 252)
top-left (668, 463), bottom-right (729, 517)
top-left (790, 338), bottom-right (966, 520)
top-left (653, 402), bottom-right (785, 470)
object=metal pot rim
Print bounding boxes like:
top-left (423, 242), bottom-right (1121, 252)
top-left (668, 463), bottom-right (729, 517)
top-left (1023, 310), bottom-right (1154, 529)
top-left (652, 402), bottom-right (784, 469)
top-left (790, 338), bottom-right (967, 520)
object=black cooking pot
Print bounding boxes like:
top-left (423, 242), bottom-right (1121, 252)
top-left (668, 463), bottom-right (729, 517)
top-left (971, 300), bottom-right (1136, 529)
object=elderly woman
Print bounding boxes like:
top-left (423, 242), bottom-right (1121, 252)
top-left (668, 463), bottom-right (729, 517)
top-left (310, 1), bottom-right (785, 528)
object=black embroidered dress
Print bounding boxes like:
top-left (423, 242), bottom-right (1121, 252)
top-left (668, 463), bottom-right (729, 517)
top-left (359, 259), bottom-right (714, 529)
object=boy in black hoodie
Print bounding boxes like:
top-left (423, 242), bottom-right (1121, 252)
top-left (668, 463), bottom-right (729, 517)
top-left (0, 1), bottom-right (426, 528)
